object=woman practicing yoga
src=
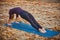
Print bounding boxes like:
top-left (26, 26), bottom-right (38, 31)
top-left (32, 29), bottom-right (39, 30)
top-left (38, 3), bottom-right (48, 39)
top-left (8, 7), bottom-right (46, 33)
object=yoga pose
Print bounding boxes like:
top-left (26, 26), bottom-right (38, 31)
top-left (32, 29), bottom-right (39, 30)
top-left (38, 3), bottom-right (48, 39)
top-left (8, 7), bottom-right (46, 33)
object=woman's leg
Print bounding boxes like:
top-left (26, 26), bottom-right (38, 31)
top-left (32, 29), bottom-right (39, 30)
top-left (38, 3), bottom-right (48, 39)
top-left (28, 13), bottom-right (42, 29)
top-left (20, 11), bottom-right (46, 33)
top-left (28, 13), bottom-right (46, 33)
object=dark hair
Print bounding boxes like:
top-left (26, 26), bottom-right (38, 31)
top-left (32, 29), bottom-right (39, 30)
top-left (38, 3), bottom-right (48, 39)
top-left (9, 14), bottom-right (14, 19)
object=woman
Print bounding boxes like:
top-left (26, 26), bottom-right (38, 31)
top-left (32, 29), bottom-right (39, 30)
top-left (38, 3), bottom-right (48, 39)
top-left (8, 7), bottom-right (46, 33)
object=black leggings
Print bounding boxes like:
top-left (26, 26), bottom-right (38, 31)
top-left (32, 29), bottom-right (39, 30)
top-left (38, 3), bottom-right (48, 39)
top-left (20, 11), bottom-right (42, 30)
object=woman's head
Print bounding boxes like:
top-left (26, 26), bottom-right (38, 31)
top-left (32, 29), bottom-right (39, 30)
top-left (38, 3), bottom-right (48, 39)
top-left (9, 14), bottom-right (14, 20)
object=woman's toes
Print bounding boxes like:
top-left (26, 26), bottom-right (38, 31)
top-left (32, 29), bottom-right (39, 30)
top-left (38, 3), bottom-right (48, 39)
top-left (39, 28), bottom-right (46, 33)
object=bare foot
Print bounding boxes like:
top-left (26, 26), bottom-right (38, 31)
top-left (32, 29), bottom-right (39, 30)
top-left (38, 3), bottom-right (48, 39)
top-left (39, 28), bottom-right (46, 33)
top-left (15, 21), bottom-right (19, 23)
